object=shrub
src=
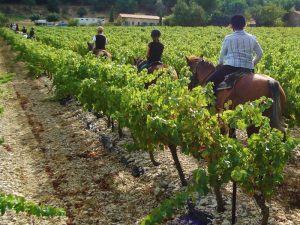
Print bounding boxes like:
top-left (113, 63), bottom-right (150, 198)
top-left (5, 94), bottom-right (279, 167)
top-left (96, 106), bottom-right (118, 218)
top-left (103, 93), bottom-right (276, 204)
top-left (68, 18), bottom-right (79, 26)
top-left (77, 7), bottom-right (87, 17)
top-left (46, 13), bottom-right (60, 22)
top-left (29, 14), bottom-right (40, 21)
top-left (0, 13), bottom-right (9, 27)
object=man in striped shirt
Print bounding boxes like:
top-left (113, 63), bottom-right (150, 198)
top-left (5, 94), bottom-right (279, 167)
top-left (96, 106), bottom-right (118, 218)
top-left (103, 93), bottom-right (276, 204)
top-left (207, 15), bottom-right (263, 93)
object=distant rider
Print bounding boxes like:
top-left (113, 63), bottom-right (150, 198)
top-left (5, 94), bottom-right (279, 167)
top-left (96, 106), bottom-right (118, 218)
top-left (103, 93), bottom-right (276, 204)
top-left (28, 27), bottom-right (35, 39)
top-left (91, 26), bottom-right (111, 58)
top-left (207, 15), bottom-right (263, 93)
top-left (21, 26), bottom-right (27, 34)
top-left (139, 29), bottom-right (164, 71)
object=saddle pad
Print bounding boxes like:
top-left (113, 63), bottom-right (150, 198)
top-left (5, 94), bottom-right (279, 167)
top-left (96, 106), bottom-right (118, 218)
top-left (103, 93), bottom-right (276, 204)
top-left (217, 69), bottom-right (252, 91)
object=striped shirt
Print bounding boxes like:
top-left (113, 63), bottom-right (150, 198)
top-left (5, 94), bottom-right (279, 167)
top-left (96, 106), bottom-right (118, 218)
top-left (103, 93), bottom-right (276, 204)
top-left (219, 30), bottom-right (263, 69)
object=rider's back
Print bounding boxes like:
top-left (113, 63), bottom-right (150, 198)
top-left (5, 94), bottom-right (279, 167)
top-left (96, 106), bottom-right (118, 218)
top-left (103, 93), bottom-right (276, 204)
top-left (147, 41), bottom-right (164, 62)
top-left (95, 34), bottom-right (106, 50)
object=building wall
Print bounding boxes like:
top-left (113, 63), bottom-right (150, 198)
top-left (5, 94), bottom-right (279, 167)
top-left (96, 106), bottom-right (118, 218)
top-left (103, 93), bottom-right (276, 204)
top-left (288, 11), bottom-right (300, 26)
top-left (77, 18), bottom-right (105, 25)
top-left (121, 18), bottom-right (159, 26)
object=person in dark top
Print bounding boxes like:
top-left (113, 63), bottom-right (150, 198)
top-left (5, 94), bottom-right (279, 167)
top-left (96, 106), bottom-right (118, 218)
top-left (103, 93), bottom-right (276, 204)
top-left (28, 27), bottom-right (35, 39)
top-left (90, 26), bottom-right (112, 59)
top-left (139, 29), bottom-right (164, 71)
top-left (91, 26), bottom-right (107, 50)
top-left (21, 26), bottom-right (27, 34)
top-left (15, 24), bottom-right (19, 32)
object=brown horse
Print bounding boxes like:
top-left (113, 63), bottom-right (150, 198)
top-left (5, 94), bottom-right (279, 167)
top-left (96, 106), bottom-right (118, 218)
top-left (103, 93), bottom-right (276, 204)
top-left (186, 56), bottom-right (286, 136)
top-left (186, 56), bottom-right (286, 223)
top-left (134, 58), bottom-right (178, 89)
top-left (87, 42), bottom-right (112, 59)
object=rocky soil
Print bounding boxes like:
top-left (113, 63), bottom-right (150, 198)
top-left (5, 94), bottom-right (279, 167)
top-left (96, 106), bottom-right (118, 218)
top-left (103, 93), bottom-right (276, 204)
top-left (0, 38), bottom-right (299, 225)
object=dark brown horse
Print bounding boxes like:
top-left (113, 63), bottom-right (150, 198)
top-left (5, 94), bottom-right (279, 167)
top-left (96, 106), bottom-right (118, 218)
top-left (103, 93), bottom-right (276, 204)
top-left (186, 56), bottom-right (286, 136)
top-left (87, 42), bottom-right (112, 59)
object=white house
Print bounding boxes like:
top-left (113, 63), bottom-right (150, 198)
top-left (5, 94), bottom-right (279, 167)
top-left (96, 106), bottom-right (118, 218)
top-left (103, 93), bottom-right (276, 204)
top-left (76, 17), bottom-right (105, 26)
top-left (118, 14), bottom-right (160, 26)
top-left (34, 19), bottom-right (47, 26)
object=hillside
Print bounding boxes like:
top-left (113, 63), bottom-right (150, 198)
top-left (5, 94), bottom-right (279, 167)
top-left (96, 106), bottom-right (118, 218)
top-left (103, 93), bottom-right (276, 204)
top-left (0, 4), bottom-right (110, 20)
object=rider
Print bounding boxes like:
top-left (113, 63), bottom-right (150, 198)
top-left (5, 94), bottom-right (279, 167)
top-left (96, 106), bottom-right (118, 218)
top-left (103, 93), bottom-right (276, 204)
top-left (91, 26), bottom-right (107, 52)
top-left (28, 27), bottom-right (35, 39)
top-left (139, 29), bottom-right (164, 71)
top-left (21, 26), bottom-right (27, 34)
top-left (207, 15), bottom-right (263, 93)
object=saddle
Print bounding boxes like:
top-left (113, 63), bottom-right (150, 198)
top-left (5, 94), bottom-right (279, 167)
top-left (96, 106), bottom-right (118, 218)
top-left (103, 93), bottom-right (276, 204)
top-left (217, 69), bottom-right (253, 91)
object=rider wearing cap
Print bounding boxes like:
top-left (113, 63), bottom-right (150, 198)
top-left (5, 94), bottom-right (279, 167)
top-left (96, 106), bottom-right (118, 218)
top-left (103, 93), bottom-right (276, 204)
top-left (91, 26), bottom-right (107, 51)
top-left (139, 29), bottom-right (164, 71)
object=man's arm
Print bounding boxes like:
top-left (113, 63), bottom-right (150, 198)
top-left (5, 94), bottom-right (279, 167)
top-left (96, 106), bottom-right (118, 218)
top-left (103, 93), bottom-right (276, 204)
top-left (218, 39), bottom-right (228, 65)
top-left (91, 35), bottom-right (96, 43)
top-left (253, 39), bottom-right (263, 66)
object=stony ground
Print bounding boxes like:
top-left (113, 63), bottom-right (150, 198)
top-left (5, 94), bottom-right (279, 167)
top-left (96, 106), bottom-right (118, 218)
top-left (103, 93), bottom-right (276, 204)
top-left (0, 38), bottom-right (299, 225)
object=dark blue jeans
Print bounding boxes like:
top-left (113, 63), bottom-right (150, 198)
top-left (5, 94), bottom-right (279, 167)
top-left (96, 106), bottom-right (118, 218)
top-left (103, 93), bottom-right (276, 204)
top-left (207, 65), bottom-right (248, 93)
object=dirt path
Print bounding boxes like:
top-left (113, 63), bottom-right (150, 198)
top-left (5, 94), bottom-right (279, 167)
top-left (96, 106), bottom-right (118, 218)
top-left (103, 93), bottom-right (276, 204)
top-left (0, 38), bottom-right (299, 225)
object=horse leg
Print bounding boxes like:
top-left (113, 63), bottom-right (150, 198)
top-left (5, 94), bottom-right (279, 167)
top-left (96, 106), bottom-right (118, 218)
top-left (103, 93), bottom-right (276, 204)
top-left (148, 150), bottom-right (160, 166)
top-left (168, 144), bottom-right (187, 186)
top-left (254, 192), bottom-right (269, 225)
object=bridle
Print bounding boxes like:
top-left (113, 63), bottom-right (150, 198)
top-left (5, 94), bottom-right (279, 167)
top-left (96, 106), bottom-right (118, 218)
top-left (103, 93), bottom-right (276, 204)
top-left (191, 59), bottom-right (216, 86)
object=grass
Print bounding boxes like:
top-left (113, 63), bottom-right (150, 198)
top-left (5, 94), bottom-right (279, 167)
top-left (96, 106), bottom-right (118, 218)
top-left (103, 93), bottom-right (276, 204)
top-left (0, 72), bottom-right (15, 84)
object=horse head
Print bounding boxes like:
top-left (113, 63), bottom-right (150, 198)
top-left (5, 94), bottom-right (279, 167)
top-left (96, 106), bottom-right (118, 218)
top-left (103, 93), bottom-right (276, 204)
top-left (133, 57), bottom-right (144, 67)
top-left (87, 42), bottom-right (94, 51)
top-left (186, 56), bottom-right (216, 90)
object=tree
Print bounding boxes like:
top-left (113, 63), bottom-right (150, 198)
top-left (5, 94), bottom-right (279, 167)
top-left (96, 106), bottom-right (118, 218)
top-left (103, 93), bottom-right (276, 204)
top-left (115, 0), bottom-right (138, 13)
top-left (156, 0), bottom-right (165, 25)
top-left (21, 0), bottom-right (36, 8)
top-left (0, 12), bottom-right (9, 27)
top-left (194, 0), bottom-right (218, 12)
top-left (223, 0), bottom-right (248, 15)
top-left (46, 13), bottom-right (60, 22)
top-left (109, 7), bottom-right (114, 22)
top-left (47, 0), bottom-right (59, 13)
top-left (168, 0), bottom-right (207, 26)
top-left (77, 7), bottom-right (87, 17)
top-left (29, 14), bottom-right (40, 21)
top-left (247, 3), bottom-right (286, 26)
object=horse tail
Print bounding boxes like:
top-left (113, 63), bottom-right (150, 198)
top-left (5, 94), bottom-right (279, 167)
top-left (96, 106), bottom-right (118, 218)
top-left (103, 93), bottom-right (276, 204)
top-left (268, 80), bottom-right (286, 135)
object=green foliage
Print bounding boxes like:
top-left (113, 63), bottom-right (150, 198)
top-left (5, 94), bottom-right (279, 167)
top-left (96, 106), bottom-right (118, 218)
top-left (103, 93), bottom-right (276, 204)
top-left (77, 7), bottom-right (87, 17)
top-left (109, 7), bottom-right (114, 23)
top-left (47, 0), bottom-right (60, 13)
top-left (46, 13), bottom-right (60, 22)
top-left (115, 0), bottom-right (138, 13)
top-left (29, 14), bottom-right (40, 21)
top-left (222, 0), bottom-right (248, 15)
top-left (68, 18), bottom-right (79, 26)
top-left (0, 73), bottom-right (14, 84)
top-left (167, 0), bottom-right (207, 26)
top-left (247, 3), bottom-right (286, 26)
top-left (0, 13), bottom-right (9, 27)
top-left (0, 193), bottom-right (65, 217)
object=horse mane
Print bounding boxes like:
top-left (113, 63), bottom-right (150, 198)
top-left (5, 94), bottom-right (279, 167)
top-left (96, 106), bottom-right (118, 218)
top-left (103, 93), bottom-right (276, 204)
top-left (187, 55), bottom-right (215, 68)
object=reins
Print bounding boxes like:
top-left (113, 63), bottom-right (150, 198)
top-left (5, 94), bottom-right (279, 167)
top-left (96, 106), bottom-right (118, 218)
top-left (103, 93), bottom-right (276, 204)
top-left (192, 59), bottom-right (216, 86)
